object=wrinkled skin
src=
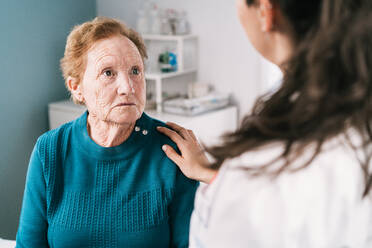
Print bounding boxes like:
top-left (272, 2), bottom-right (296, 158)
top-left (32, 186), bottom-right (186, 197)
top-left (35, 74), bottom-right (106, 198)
top-left (69, 35), bottom-right (146, 147)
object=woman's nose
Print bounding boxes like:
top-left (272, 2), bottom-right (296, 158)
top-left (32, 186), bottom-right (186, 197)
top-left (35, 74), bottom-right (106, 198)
top-left (116, 73), bottom-right (135, 95)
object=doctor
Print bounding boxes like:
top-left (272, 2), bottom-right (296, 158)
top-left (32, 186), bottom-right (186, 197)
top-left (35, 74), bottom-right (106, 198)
top-left (157, 0), bottom-right (372, 247)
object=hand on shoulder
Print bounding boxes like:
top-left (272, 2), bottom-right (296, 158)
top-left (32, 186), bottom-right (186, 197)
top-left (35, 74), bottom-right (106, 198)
top-left (157, 122), bottom-right (217, 184)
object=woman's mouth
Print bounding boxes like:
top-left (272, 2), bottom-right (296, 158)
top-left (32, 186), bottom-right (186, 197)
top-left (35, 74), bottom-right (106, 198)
top-left (115, 102), bottom-right (135, 107)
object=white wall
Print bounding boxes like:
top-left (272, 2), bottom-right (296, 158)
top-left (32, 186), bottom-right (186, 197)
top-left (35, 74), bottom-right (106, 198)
top-left (97, 0), bottom-right (274, 119)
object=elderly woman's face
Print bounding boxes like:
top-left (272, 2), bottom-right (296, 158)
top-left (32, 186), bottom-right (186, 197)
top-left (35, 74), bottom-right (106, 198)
top-left (80, 35), bottom-right (146, 125)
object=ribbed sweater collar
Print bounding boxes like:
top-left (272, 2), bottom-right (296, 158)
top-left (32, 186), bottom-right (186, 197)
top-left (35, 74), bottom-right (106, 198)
top-left (72, 111), bottom-right (153, 160)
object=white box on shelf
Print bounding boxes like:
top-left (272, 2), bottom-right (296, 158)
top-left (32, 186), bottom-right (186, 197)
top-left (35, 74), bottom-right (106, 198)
top-left (163, 93), bottom-right (230, 116)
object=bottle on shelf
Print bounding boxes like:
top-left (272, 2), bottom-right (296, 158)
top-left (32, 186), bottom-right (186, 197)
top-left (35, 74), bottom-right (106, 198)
top-left (160, 9), bottom-right (173, 35)
top-left (177, 10), bottom-right (191, 35)
top-left (136, 9), bottom-right (149, 34)
top-left (166, 9), bottom-right (178, 35)
top-left (149, 4), bottom-right (162, 34)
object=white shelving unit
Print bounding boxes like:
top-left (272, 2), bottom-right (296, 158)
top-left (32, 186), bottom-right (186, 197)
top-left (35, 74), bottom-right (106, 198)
top-left (143, 34), bottom-right (198, 112)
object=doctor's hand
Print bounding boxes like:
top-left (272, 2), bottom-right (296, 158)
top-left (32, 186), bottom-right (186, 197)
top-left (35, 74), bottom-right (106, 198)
top-left (157, 122), bottom-right (217, 184)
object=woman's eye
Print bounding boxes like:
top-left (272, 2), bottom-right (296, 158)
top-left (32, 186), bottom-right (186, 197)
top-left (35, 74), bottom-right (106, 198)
top-left (103, 70), bottom-right (113, 77)
top-left (131, 67), bottom-right (140, 75)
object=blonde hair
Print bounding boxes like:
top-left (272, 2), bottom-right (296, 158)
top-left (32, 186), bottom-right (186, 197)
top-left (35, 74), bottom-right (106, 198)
top-left (60, 17), bottom-right (147, 104)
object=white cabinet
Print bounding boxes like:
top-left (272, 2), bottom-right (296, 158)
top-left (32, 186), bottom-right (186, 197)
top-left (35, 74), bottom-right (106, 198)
top-left (143, 34), bottom-right (198, 112)
top-left (48, 100), bottom-right (238, 146)
top-left (147, 106), bottom-right (238, 146)
top-left (48, 100), bottom-right (85, 129)
top-left (0, 238), bottom-right (16, 248)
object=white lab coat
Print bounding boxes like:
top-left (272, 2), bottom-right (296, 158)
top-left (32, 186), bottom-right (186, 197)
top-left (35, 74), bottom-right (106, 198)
top-left (189, 130), bottom-right (372, 248)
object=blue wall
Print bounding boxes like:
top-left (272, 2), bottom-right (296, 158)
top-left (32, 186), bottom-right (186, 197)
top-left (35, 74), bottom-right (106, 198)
top-left (0, 0), bottom-right (96, 239)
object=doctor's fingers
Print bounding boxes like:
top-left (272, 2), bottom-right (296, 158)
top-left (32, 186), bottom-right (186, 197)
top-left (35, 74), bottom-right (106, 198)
top-left (165, 122), bottom-right (192, 139)
top-left (187, 129), bottom-right (198, 142)
top-left (161, 144), bottom-right (183, 166)
top-left (157, 126), bottom-right (187, 146)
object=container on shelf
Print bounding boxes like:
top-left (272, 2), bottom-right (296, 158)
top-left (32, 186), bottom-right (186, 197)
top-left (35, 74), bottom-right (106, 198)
top-left (158, 50), bottom-right (178, 73)
top-left (176, 10), bottom-right (190, 35)
top-left (163, 93), bottom-right (230, 116)
top-left (149, 4), bottom-right (162, 34)
top-left (136, 9), bottom-right (149, 34)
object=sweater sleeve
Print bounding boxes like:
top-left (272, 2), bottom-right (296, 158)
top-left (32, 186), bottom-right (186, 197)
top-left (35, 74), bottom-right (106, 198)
top-left (168, 170), bottom-right (198, 248)
top-left (16, 144), bottom-right (49, 248)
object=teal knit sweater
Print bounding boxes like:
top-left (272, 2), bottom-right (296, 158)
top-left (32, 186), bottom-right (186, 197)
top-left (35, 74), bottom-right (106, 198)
top-left (16, 112), bottom-right (198, 248)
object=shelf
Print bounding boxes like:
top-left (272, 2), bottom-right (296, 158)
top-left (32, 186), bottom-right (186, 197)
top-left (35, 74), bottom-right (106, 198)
top-left (142, 34), bottom-right (198, 41)
top-left (145, 68), bottom-right (197, 80)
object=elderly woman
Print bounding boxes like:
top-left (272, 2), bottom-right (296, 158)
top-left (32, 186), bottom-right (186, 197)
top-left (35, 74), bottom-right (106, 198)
top-left (16, 17), bottom-right (197, 248)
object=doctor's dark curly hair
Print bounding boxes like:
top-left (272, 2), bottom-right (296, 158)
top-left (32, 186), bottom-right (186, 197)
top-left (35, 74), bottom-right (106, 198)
top-left (209, 0), bottom-right (372, 197)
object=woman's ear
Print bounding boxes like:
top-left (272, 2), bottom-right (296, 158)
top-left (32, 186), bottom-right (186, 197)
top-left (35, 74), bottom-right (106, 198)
top-left (67, 76), bottom-right (84, 103)
top-left (258, 0), bottom-right (274, 32)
